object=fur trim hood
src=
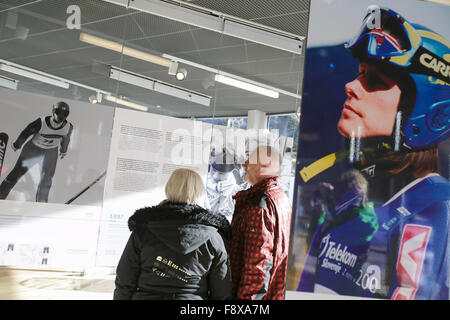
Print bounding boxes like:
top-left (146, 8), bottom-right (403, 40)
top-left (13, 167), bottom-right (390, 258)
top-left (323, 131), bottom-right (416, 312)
top-left (128, 201), bottom-right (231, 254)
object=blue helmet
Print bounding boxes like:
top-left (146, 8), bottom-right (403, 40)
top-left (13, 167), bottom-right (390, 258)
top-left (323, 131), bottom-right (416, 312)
top-left (346, 5), bottom-right (450, 150)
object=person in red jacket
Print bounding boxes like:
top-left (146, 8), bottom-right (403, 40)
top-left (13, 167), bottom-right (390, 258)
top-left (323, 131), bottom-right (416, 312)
top-left (229, 145), bottom-right (292, 300)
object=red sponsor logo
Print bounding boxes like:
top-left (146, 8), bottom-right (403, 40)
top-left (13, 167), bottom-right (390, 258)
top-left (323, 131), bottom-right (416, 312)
top-left (392, 287), bottom-right (418, 300)
top-left (396, 225), bottom-right (431, 290)
top-left (374, 34), bottom-right (385, 46)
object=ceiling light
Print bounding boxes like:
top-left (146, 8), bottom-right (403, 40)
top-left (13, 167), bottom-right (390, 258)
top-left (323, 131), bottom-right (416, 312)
top-left (175, 68), bottom-right (187, 81)
top-left (104, 95), bottom-right (149, 112)
top-left (0, 63), bottom-right (69, 89)
top-left (168, 61), bottom-right (178, 75)
top-left (214, 74), bottom-right (279, 98)
top-left (80, 33), bottom-right (171, 67)
top-left (110, 67), bottom-right (155, 89)
top-left (96, 92), bottom-right (103, 103)
top-left (163, 54), bottom-right (301, 99)
top-left (109, 66), bottom-right (211, 107)
top-left (89, 92), bottom-right (102, 104)
top-left (89, 95), bottom-right (98, 104)
top-left (154, 82), bottom-right (210, 106)
top-left (0, 59), bottom-right (111, 98)
top-left (105, 0), bottom-right (304, 54)
top-left (162, 54), bottom-right (217, 73)
top-left (0, 75), bottom-right (18, 90)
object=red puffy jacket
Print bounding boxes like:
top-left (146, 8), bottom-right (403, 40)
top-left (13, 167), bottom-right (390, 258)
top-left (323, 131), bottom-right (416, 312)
top-left (229, 176), bottom-right (292, 300)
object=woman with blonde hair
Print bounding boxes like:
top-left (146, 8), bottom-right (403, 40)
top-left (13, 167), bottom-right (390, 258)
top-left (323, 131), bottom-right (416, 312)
top-left (114, 168), bottom-right (232, 300)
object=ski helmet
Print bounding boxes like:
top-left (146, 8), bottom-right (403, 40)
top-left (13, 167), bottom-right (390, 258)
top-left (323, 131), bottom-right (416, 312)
top-left (52, 101), bottom-right (70, 123)
top-left (211, 148), bottom-right (239, 173)
top-left (345, 5), bottom-right (450, 150)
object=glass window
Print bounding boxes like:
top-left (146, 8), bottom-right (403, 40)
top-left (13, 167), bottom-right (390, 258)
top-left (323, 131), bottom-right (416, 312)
top-left (267, 114), bottom-right (300, 152)
top-left (0, 0), bottom-right (305, 299)
top-left (199, 116), bottom-right (248, 129)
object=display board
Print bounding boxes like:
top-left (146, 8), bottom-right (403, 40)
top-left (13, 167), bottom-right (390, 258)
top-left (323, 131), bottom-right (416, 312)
top-left (0, 88), bottom-right (113, 205)
top-left (95, 107), bottom-right (213, 266)
top-left (0, 88), bottom-right (114, 268)
top-left (287, 0), bottom-right (450, 300)
top-left (96, 110), bottom-right (295, 265)
top-left (0, 88), bottom-right (296, 270)
top-left (0, 201), bottom-right (101, 267)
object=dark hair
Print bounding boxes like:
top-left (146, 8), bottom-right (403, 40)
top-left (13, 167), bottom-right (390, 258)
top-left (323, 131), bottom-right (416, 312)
top-left (360, 148), bottom-right (440, 178)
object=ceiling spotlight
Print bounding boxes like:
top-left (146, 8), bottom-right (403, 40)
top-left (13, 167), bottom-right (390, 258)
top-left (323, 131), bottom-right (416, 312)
top-left (89, 95), bottom-right (98, 104)
top-left (168, 61), bottom-right (178, 75)
top-left (89, 92), bottom-right (102, 104)
top-left (175, 68), bottom-right (187, 81)
top-left (96, 92), bottom-right (102, 103)
top-left (109, 66), bottom-right (211, 106)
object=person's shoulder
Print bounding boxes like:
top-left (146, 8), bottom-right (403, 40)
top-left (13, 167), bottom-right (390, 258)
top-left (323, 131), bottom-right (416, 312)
top-left (209, 230), bottom-right (227, 246)
top-left (264, 184), bottom-right (290, 202)
top-left (407, 174), bottom-right (450, 216)
top-left (30, 117), bottom-right (44, 126)
top-left (419, 174), bottom-right (450, 196)
top-left (429, 174), bottom-right (450, 187)
top-left (250, 192), bottom-right (269, 209)
top-left (207, 229), bottom-right (230, 256)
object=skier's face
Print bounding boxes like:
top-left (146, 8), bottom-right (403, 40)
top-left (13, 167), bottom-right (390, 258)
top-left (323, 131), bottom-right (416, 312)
top-left (52, 112), bottom-right (63, 123)
top-left (337, 61), bottom-right (401, 139)
top-left (52, 110), bottom-right (67, 123)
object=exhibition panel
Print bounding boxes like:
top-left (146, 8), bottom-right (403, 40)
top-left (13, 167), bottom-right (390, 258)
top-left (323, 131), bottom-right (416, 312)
top-left (286, 0), bottom-right (450, 300)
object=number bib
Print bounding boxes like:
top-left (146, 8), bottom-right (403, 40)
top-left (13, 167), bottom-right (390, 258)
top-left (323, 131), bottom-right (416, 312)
top-left (32, 117), bottom-right (70, 149)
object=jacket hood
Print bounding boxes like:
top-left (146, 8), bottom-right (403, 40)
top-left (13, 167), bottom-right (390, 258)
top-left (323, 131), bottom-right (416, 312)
top-left (128, 201), bottom-right (231, 254)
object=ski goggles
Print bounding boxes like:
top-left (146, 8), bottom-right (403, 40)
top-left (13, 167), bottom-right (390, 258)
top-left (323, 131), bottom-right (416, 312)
top-left (345, 6), bottom-right (421, 66)
top-left (53, 109), bottom-right (68, 117)
top-left (346, 6), bottom-right (450, 84)
top-left (53, 106), bottom-right (69, 120)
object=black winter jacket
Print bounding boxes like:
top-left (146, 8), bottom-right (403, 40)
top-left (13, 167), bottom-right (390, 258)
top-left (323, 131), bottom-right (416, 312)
top-left (113, 201), bottom-right (232, 300)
